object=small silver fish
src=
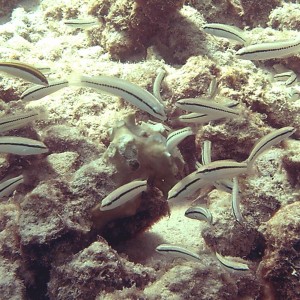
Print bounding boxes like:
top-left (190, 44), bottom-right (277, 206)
top-left (216, 252), bottom-right (249, 271)
top-left (0, 61), bottom-right (48, 86)
top-left (64, 18), bottom-right (100, 29)
top-left (0, 175), bottom-right (24, 198)
top-left (100, 180), bottom-right (147, 211)
top-left (185, 206), bottom-right (213, 224)
top-left (156, 244), bottom-right (201, 262)
top-left (0, 136), bottom-right (48, 155)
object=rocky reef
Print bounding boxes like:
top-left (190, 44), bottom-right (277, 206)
top-left (0, 0), bottom-right (299, 299)
top-left (0, 0), bottom-right (23, 17)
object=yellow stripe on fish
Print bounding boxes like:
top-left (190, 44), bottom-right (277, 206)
top-left (0, 61), bottom-right (49, 85)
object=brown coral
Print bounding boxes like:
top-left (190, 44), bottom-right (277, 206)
top-left (0, 0), bottom-right (22, 17)
top-left (240, 0), bottom-right (281, 27)
top-left (0, 203), bottom-right (25, 300)
top-left (48, 239), bottom-right (156, 300)
top-left (282, 140), bottom-right (300, 187)
top-left (258, 202), bottom-right (300, 300)
top-left (89, 0), bottom-right (185, 60)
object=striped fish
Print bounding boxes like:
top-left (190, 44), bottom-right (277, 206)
top-left (231, 177), bottom-right (243, 223)
top-left (176, 98), bottom-right (239, 119)
top-left (0, 175), bottom-right (24, 198)
top-left (216, 252), bottom-right (249, 271)
top-left (246, 127), bottom-right (296, 168)
top-left (167, 171), bottom-right (206, 201)
top-left (100, 180), bottom-right (147, 211)
top-left (185, 206), bottom-right (213, 224)
top-left (203, 23), bottom-right (248, 45)
top-left (0, 136), bottom-right (48, 155)
top-left (70, 75), bottom-right (166, 121)
top-left (156, 244), bottom-right (201, 262)
top-left (0, 111), bottom-right (41, 133)
top-left (196, 160), bottom-right (248, 181)
top-left (236, 38), bottom-right (300, 60)
top-left (64, 18), bottom-right (99, 29)
top-left (166, 127), bottom-right (194, 152)
top-left (0, 61), bottom-right (48, 85)
top-left (21, 79), bottom-right (69, 101)
top-left (179, 101), bottom-right (239, 124)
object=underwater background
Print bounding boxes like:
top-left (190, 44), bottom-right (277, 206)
top-left (0, 0), bottom-right (299, 299)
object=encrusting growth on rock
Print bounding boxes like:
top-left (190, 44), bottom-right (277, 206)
top-left (0, 0), bottom-right (299, 299)
top-left (48, 238), bottom-right (156, 300)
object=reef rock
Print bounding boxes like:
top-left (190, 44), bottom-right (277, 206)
top-left (258, 202), bottom-right (300, 300)
top-left (48, 239), bottom-right (156, 300)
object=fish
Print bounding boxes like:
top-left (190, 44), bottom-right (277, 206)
top-left (274, 71), bottom-right (295, 81)
top-left (236, 38), bottom-right (300, 60)
top-left (0, 175), bottom-right (24, 198)
top-left (213, 179), bottom-right (234, 194)
top-left (167, 171), bottom-right (206, 201)
top-left (285, 72), bottom-right (298, 86)
top-left (21, 79), bottom-right (69, 101)
top-left (208, 77), bottom-right (218, 99)
top-left (153, 67), bottom-right (166, 104)
top-left (273, 71), bottom-right (297, 86)
top-left (231, 177), bottom-right (243, 223)
top-left (179, 101), bottom-right (239, 124)
top-left (201, 140), bottom-right (212, 165)
top-left (215, 252), bottom-right (249, 271)
top-left (156, 244), bottom-right (201, 262)
top-left (0, 136), bottom-right (48, 155)
top-left (246, 127), bottom-right (296, 168)
top-left (70, 74), bottom-right (167, 121)
top-left (0, 61), bottom-right (48, 85)
top-left (0, 111), bottom-right (42, 133)
top-left (289, 86), bottom-right (300, 101)
top-left (64, 18), bottom-right (100, 29)
top-left (168, 160), bottom-right (247, 201)
top-left (166, 127), bottom-right (194, 152)
top-left (196, 160), bottom-right (248, 181)
top-left (203, 23), bottom-right (248, 45)
top-left (176, 98), bottom-right (239, 119)
top-left (185, 206), bottom-right (213, 224)
top-left (200, 140), bottom-right (234, 194)
top-left (100, 180), bottom-right (147, 211)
